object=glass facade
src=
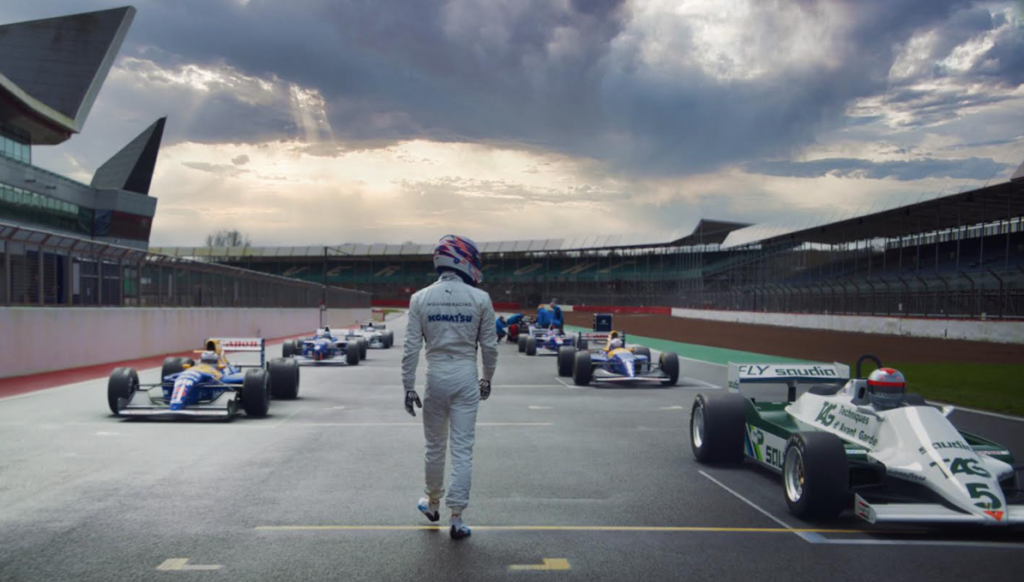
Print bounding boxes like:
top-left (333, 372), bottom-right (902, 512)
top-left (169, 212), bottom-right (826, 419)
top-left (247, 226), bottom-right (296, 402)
top-left (0, 122), bottom-right (31, 164)
top-left (0, 182), bottom-right (94, 236)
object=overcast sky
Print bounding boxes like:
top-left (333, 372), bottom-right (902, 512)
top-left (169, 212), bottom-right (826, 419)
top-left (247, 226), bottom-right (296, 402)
top-left (4, 0), bottom-right (1023, 245)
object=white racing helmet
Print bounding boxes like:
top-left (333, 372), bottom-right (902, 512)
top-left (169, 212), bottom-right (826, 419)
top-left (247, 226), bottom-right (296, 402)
top-left (867, 368), bottom-right (906, 409)
top-left (199, 351), bottom-right (219, 365)
top-left (433, 234), bottom-right (483, 286)
top-left (609, 338), bottom-right (624, 351)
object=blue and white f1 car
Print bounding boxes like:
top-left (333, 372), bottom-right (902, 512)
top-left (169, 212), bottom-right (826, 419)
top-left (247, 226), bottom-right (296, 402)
top-left (107, 337), bottom-right (300, 419)
top-left (558, 330), bottom-right (680, 387)
top-left (282, 326), bottom-right (365, 365)
top-left (518, 325), bottom-right (576, 356)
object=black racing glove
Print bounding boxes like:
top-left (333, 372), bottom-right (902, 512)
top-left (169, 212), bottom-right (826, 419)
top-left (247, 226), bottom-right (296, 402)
top-left (479, 379), bottom-right (491, 401)
top-left (405, 390), bottom-right (422, 417)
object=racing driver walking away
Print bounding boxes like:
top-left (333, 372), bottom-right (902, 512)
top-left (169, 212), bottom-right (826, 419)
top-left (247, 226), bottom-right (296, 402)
top-left (402, 234), bottom-right (499, 540)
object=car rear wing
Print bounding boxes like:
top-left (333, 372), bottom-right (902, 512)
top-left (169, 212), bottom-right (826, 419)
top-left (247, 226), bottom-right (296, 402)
top-left (727, 362), bottom-right (849, 402)
top-left (207, 337), bottom-right (266, 367)
top-left (576, 331), bottom-right (626, 344)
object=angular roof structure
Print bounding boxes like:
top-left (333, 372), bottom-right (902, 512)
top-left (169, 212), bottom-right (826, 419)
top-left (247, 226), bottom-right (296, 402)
top-left (0, 6), bottom-right (135, 144)
top-left (91, 117), bottom-right (166, 195)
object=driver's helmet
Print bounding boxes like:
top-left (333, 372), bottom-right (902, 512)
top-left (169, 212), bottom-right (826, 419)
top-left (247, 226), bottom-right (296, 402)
top-left (867, 368), bottom-right (906, 409)
top-left (609, 338), bottom-right (624, 351)
top-left (199, 351), bottom-right (219, 365)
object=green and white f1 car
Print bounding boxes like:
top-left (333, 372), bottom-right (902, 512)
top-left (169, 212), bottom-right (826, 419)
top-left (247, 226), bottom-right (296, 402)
top-left (690, 355), bottom-right (1022, 525)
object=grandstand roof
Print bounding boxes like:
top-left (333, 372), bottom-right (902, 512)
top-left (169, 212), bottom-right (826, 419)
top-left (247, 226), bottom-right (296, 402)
top-left (722, 177), bottom-right (1024, 249)
top-left (151, 218), bottom-right (749, 258)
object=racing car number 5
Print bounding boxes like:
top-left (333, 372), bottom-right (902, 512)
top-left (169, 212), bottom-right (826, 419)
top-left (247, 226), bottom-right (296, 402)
top-left (966, 482), bottom-right (1002, 510)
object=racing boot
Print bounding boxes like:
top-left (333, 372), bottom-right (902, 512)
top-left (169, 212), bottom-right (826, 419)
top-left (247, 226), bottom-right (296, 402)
top-left (450, 514), bottom-right (471, 540)
top-left (417, 497), bottom-right (440, 522)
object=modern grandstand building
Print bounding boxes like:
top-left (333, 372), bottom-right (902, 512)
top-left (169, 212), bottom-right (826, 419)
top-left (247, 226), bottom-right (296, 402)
top-left (0, 6), bottom-right (165, 250)
top-left (154, 166), bottom-right (1024, 319)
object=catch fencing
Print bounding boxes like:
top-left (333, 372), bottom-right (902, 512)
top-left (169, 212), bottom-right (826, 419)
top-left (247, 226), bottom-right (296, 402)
top-left (0, 221), bottom-right (370, 309)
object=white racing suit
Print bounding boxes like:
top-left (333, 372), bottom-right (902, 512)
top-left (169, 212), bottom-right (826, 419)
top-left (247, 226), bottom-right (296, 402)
top-left (402, 272), bottom-right (499, 513)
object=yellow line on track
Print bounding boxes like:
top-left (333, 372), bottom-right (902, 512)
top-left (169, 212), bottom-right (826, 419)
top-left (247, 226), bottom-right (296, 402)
top-left (255, 525), bottom-right (862, 534)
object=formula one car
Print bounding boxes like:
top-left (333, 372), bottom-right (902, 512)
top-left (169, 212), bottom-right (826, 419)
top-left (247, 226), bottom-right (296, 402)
top-left (107, 337), bottom-right (300, 419)
top-left (518, 325), bottom-right (576, 356)
top-left (346, 322), bottom-right (395, 349)
top-left (690, 355), bottom-right (1023, 525)
top-left (282, 326), bottom-right (364, 365)
top-left (560, 330), bottom-right (680, 387)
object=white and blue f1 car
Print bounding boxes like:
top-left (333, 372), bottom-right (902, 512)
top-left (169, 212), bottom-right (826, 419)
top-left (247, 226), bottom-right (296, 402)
top-left (108, 337), bottom-right (299, 419)
top-left (283, 327), bottom-right (365, 365)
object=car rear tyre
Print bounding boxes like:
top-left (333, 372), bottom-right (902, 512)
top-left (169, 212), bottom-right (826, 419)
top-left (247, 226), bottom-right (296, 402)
top-left (161, 357), bottom-right (194, 381)
top-left (557, 346), bottom-right (575, 377)
top-left (282, 340), bottom-right (295, 358)
top-left (690, 393), bottom-right (747, 463)
top-left (572, 351), bottom-right (593, 386)
top-left (242, 369), bottom-right (271, 418)
top-left (525, 336), bottom-right (537, 356)
top-left (268, 357), bottom-right (300, 400)
top-left (660, 352), bottom-right (680, 386)
top-left (518, 335), bottom-right (527, 353)
top-left (107, 367), bottom-right (139, 415)
top-left (346, 342), bottom-right (360, 365)
top-left (783, 432), bottom-right (849, 520)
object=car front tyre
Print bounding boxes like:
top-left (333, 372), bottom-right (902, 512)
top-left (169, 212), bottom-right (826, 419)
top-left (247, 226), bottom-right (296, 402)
top-left (242, 369), bottom-right (271, 418)
top-left (107, 367), bottom-right (139, 415)
top-left (783, 432), bottom-right (849, 520)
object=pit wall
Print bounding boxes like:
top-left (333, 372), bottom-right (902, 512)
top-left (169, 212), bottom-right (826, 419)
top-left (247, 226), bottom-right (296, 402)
top-left (667, 307), bottom-right (1024, 345)
top-left (0, 307), bottom-right (370, 379)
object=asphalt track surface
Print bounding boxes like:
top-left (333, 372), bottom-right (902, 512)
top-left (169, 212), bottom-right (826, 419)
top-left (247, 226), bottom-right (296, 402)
top-left (1, 314), bottom-right (1022, 582)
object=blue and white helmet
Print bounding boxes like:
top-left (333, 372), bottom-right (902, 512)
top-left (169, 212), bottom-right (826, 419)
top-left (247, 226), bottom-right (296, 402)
top-left (433, 234), bottom-right (483, 285)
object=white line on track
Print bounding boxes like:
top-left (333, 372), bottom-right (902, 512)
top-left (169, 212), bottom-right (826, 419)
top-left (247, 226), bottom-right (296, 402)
top-left (697, 470), bottom-right (814, 543)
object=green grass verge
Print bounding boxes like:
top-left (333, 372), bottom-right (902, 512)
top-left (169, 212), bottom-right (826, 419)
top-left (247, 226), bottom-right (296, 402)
top-left (860, 362), bottom-right (1024, 417)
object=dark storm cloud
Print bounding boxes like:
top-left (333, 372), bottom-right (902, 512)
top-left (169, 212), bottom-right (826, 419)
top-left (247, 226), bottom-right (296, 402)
top-left (4, 0), bottom-right (1021, 175)
top-left (747, 156), bottom-right (1011, 180)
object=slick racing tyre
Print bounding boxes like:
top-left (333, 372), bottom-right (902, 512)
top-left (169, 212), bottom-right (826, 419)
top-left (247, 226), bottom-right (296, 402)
top-left (690, 393), bottom-right (746, 463)
top-left (346, 342), bottom-right (361, 365)
top-left (282, 340), bottom-right (296, 358)
top-left (242, 369), bottom-right (271, 418)
top-left (783, 432), bottom-right (849, 520)
top-left (161, 357), bottom-right (194, 381)
top-left (384, 331), bottom-right (395, 349)
top-left (268, 357), bottom-right (300, 400)
top-left (572, 350), bottom-right (593, 386)
top-left (358, 339), bottom-right (368, 360)
top-left (557, 346), bottom-right (575, 377)
top-left (107, 367), bottom-right (139, 415)
top-left (518, 335), bottom-right (527, 353)
top-left (525, 336), bottom-right (537, 356)
top-left (660, 352), bottom-right (680, 386)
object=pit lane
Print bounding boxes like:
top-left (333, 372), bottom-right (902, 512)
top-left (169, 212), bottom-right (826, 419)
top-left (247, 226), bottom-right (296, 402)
top-left (0, 314), bottom-right (1021, 582)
